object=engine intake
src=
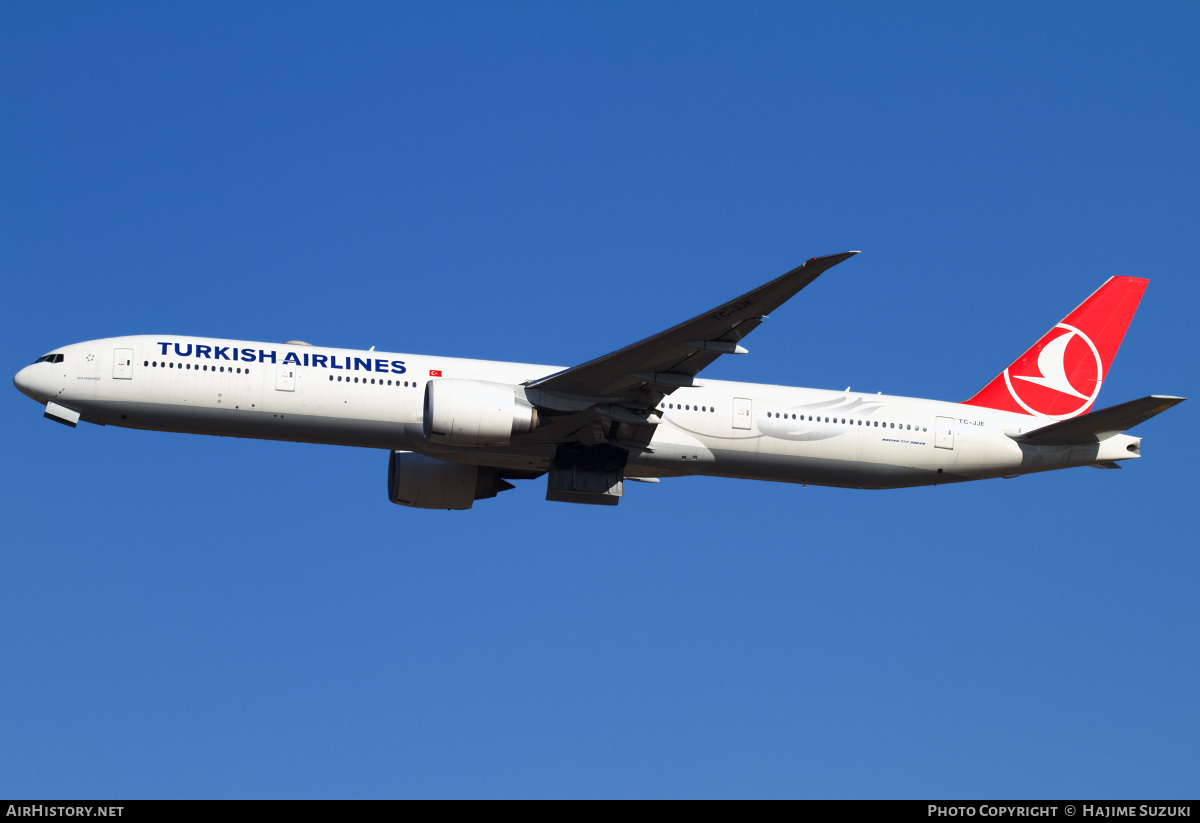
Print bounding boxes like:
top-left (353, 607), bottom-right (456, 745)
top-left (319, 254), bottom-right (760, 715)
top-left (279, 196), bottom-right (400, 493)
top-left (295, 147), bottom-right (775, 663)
top-left (423, 379), bottom-right (538, 446)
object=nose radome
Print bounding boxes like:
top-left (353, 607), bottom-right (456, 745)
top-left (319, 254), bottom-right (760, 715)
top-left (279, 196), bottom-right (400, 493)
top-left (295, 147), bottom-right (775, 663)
top-left (14, 365), bottom-right (32, 397)
top-left (14, 364), bottom-right (47, 403)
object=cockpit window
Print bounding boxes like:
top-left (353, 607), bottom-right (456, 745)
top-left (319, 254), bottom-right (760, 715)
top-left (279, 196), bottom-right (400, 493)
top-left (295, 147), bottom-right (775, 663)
top-left (31, 354), bottom-right (64, 364)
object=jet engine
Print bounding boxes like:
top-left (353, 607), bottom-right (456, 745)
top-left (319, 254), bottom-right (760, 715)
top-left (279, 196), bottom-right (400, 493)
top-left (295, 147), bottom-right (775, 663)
top-left (388, 450), bottom-right (514, 510)
top-left (423, 379), bottom-right (538, 446)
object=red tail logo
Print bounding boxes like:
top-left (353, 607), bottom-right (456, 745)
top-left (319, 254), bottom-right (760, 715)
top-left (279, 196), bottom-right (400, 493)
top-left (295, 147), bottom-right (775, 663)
top-left (964, 276), bottom-right (1148, 419)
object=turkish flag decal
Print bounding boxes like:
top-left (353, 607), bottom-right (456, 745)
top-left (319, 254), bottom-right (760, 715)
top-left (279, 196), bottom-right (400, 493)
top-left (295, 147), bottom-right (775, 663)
top-left (429, 369), bottom-right (442, 377)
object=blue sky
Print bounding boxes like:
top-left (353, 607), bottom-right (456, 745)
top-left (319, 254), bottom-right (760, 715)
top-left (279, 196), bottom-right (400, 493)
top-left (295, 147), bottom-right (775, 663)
top-left (2, 2), bottom-right (1197, 798)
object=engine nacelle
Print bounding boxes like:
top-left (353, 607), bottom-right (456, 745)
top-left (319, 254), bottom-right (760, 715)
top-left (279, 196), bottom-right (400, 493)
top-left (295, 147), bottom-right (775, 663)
top-left (423, 379), bottom-right (538, 446)
top-left (388, 451), bottom-right (515, 510)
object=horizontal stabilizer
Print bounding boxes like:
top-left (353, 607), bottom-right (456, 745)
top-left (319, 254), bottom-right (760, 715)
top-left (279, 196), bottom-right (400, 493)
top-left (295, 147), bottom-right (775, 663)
top-left (1008, 395), bottom-right (1185, 446)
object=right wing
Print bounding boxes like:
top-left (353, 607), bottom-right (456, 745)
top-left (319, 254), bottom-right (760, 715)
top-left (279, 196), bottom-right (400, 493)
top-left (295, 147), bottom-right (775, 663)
top-left (528, 252), bottom-right (858, 405)
top-left (523, 251), bottom-right (859, 448)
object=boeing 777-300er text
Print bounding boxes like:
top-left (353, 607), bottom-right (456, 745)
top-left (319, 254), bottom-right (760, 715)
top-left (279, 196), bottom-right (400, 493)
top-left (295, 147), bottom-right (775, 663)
top-left (13, 252), bottom-right (1184, 508)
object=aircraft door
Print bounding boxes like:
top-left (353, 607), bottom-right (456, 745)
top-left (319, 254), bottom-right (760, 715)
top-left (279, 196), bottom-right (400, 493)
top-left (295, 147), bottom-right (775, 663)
top-left (274, 365), bottom-right (296, 392)
top-left (113, 348), bottom-right (134, 380)
top-left (733, 397), bottom-right (753, 430)
top-left (935, 416), bottom-right (955, 449)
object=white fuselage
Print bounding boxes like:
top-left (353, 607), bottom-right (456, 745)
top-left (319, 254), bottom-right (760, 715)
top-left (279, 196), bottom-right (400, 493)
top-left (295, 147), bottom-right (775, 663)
top-left (14, 335), bottom-right (1139, 489)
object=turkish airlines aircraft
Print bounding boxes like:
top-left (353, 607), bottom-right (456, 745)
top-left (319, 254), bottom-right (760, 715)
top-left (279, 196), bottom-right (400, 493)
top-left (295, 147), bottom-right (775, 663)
top-left (13, 253), bottom-right (1184, 508)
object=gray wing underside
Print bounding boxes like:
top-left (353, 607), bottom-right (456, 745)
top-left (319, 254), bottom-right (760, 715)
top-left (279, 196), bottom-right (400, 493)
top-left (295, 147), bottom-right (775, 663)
top-left (522, 251), bottom-right (859, 448)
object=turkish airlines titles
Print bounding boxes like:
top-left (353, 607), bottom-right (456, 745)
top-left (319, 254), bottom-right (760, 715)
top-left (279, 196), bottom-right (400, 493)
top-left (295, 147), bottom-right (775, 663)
top-left (152, 341), bottom-right (408, 375)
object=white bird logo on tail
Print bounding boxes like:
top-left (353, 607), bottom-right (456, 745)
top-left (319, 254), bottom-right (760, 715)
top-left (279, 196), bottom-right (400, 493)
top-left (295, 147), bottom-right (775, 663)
top-left (1003, 323), bottom-right (1104, 419)
top-left (1012, 329), bottom-right (1090, 399)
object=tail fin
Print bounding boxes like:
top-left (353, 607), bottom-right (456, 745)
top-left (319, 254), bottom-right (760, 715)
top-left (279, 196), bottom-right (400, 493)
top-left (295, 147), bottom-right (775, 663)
top-left (963, 276), bottom-right (1148, 420)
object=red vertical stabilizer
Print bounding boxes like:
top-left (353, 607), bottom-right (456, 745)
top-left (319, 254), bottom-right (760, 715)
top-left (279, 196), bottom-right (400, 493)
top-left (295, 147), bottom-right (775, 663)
top-left (963, 277), bottom-right (1148, 420)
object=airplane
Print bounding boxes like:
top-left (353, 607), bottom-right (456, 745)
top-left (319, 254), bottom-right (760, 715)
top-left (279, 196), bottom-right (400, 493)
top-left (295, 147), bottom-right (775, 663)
top-left (12, 252), bottom-right (1184, 509)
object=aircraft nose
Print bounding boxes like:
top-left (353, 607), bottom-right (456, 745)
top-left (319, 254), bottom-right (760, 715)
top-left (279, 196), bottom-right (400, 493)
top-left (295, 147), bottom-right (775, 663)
top-left (14, 364), bottom-right (43, 402)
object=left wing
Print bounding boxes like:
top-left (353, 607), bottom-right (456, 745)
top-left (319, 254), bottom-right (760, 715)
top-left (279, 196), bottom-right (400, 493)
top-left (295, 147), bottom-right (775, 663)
top-left (523, 252), bottom-right (858, 448)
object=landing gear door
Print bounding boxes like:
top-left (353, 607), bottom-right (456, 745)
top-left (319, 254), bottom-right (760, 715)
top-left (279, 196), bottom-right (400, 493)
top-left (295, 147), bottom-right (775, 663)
top-left (113, 348), bottom-right (134, 380)
top-left (275, 365), bottom-right (296, 392)
top-left (733, 397), bottom-right (753, 430)
top-left (935, 416), bottom-right (955, 450)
